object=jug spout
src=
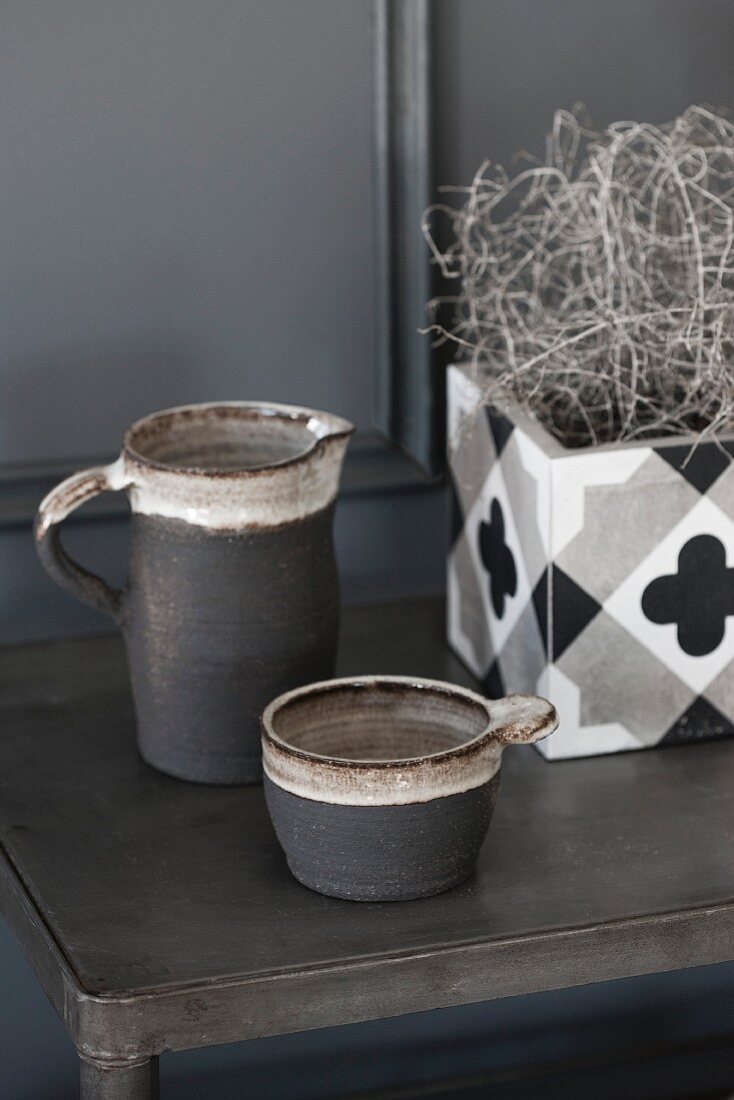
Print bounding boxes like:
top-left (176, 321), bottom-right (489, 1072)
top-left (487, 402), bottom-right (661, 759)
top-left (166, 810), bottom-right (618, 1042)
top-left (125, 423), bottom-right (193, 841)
top-left (298, 407), bottom-right (354, 515)
top-left (488, 694), bottom-right (558, 747)
top-left (305, 409), bottom-right (354, 470)
top-left (305, 409), bottom-right (355, 444)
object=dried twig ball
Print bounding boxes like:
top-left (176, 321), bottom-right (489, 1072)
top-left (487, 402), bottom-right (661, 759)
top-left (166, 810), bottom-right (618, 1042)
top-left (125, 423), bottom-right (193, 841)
top-left (424, 105), bottom-right (734, 448)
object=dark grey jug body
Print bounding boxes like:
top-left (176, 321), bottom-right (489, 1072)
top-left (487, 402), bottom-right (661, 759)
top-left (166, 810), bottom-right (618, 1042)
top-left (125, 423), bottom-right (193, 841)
top-left (125, 507), bottom-right (340, 784)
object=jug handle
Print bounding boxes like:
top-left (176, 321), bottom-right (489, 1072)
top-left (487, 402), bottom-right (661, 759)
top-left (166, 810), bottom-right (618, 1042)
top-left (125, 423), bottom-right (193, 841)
top-left (34, 460), bottom-right (131, 624)
top-left (489, 694), bottom-right (559, 746)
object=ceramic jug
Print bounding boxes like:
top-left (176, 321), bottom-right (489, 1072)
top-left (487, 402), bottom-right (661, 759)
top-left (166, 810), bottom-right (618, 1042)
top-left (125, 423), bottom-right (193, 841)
top-left (35, 402), bottom-right (354, 784)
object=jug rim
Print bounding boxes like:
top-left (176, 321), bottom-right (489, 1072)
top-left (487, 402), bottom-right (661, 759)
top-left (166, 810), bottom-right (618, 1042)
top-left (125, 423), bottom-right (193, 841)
top-left (123, 400), bottom-right (354, 478)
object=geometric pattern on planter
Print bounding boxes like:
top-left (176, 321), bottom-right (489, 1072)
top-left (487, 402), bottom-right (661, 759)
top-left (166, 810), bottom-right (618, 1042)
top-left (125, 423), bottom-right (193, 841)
top-left (541, 662), bottom-right (651, 757)
top-left (499, 429), bottom-right (549, 589)
top-left (699, 651), bottom-right (734, 726)
top-left (478, 497), bottom-right (517, 619)
top-left (554, 451), bottom-right (699, 603)
top-left (461, 457), bottom-right (534, 661)
top-left (449, 384), bottom-right (498, 527)
top-left (491, 594), bottom-right (546, 702)
top-left (446, 364), bottom-right (734, 758)
top-left (447, 531), bottom-right (493, 676)
top-left (642, 534), bottom-right (734, 657)
top-left (708, 459), bottom-right (734, 523)
top-left (555, 609), bottom-right (696, 746)
top-left (550, 567), bottom-right (602, 660)
top-left (656, 438), bottom-right (734, 494)
top-left (604, 495), bottom-right (734, 694)
top-left (661, 695), bottom-right (734, 744)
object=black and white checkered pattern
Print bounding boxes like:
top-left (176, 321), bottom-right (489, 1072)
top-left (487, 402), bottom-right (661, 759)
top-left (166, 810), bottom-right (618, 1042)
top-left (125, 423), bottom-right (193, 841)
top-left (447, 365), bottom-right (734, 759)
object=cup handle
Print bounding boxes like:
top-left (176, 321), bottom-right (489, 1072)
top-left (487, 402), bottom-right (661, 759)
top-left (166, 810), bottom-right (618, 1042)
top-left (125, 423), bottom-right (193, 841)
top-left (34, 460), bottom-right (131, 624)
top-left (489, 694), bottom-right (559, 746)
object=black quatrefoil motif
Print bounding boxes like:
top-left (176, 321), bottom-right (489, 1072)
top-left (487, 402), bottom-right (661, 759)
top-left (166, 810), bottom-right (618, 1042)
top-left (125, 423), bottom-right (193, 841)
top-left (479, 498), bottom-right (517, 619)
top-left (642, 535), bottom-right (734, 657)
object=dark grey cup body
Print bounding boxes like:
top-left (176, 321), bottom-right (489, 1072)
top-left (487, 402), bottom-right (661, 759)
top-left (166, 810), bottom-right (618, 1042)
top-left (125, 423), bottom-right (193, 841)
top-left (264, 773), bottom-right (501, 901)
top-left (126, 507), bottom-right (339, 784)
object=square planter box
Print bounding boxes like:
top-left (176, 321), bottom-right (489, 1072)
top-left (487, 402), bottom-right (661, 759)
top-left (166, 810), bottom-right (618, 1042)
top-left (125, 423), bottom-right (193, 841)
top-left (447, 364), bottom-right (734, 758)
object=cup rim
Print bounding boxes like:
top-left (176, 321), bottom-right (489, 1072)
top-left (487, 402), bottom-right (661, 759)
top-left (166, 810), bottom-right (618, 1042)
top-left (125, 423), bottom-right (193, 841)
top-left (262, 675), bottom-right (557, 770)
top-left (122, 400), bottom-right (355, 478)
top-left (262, 676), bottom-right (557, 806)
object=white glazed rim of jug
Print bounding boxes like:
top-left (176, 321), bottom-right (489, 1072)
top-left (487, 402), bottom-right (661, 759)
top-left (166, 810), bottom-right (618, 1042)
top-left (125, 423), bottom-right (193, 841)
top-left (261, 675), bottom-right (558, 806)
top-left (123, 400), bottom-right (354, 478)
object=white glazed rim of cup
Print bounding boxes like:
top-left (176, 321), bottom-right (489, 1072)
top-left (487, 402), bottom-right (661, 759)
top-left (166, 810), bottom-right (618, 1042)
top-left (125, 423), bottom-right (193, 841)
top-left (261, 675), bottom-right (558, 807)
top-left (123, 400), bottom-right (354, 477)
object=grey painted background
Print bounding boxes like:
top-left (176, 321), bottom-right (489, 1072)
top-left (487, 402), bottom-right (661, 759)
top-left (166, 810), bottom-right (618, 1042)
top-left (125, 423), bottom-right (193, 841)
top-left (1, 0), bottom-right (733, 1096)
top-left (0, 0), bottom-right (374, 463)
top-left (434, 0), bottom-right (734, 187)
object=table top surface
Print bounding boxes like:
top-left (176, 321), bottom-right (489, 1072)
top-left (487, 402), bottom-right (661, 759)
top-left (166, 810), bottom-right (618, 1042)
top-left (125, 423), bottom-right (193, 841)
top-left (1, 598), bottom-right (733, 1058)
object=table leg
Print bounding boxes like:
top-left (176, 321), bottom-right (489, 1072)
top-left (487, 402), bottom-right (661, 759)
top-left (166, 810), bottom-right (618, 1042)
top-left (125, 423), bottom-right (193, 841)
top-left (79, 1055), bottom-right (159, 1100)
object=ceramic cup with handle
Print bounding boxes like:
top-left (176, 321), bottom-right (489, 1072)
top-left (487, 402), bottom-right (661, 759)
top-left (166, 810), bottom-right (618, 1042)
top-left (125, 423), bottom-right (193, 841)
top-left (262, 675), bottom-right (558, 901)
top-left (35, 401), bottom-right (354, 785)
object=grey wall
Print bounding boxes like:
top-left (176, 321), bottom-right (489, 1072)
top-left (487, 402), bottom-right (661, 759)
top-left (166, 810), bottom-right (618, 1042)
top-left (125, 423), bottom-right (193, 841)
top-left (2, 1), bottom-right (734, 1097)
top-left (434, 0), bottom-right (734, 187)
top-left (0, 0), bottom-right (375, 462)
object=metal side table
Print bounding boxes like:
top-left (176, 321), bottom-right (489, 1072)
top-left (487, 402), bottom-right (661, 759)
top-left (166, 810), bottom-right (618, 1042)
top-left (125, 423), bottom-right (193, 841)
top-left (1, 599), bottom-right (732, 1098)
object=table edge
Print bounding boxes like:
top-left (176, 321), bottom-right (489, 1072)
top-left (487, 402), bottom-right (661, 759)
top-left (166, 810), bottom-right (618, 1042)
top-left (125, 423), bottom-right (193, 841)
top-left (2, 844), bottom-right (733, 1062)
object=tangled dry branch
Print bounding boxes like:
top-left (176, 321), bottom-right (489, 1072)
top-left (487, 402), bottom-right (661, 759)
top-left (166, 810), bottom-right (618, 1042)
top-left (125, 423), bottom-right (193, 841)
top-left (423, 105), bottom-right (734, 447)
